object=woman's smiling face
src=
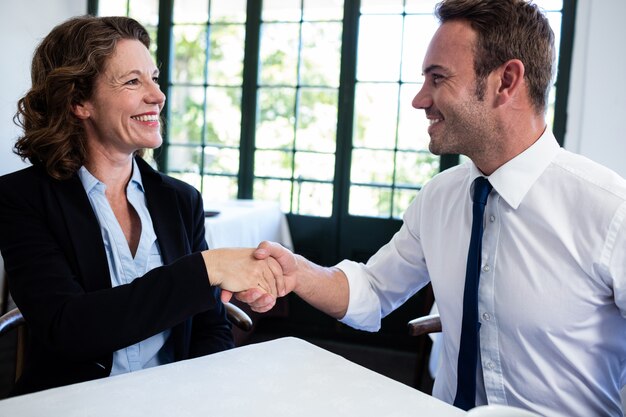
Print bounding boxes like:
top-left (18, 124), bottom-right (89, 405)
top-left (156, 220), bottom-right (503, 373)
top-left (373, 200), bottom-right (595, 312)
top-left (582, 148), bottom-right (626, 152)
top-left (77, 38), bottom-right (166, 159)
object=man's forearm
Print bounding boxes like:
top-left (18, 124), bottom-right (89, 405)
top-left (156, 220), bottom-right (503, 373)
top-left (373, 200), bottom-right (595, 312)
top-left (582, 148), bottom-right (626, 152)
top-left (292, 255), bottom-right (349, 319)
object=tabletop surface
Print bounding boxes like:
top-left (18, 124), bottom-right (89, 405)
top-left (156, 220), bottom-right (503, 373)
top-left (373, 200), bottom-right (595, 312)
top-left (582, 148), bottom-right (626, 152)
top-left (0, 337), bottom-right (465, 417)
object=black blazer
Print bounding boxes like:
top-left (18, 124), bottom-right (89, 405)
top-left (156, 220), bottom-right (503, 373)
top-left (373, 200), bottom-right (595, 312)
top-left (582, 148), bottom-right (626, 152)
top-left (0, 157), bottom-right (234, 395)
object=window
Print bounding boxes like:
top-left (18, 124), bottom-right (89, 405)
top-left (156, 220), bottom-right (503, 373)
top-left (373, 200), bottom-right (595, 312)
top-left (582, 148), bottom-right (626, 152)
top-left (94, 0), bottom-right (573, 223)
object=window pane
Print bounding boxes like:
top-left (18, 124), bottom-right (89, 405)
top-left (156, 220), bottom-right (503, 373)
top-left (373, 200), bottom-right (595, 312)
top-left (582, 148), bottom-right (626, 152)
top-left (295, 152), bottom-right (335, 181)
top-left (357, 16), bottom-right (403, 81)
top-left (99, 0), bottom-right (128, 16)
top-left (171, 172), bottom-right (202, 190)
top-left (537, 0), bottom-right (563, 11)
top-left (262, 0), bottom-right (302, 22)
top-left (546, 12), bottom-right (562, 59)
top-left (210, 0), bottom-right (247, 23)
top-left (174, 0), bottom-right (209, 23)
top-left (402, 15), bottom-right (439, 83)
top-left (349, 186), bottom-right (392, 218)
top-left (169, 86), bottom-right (204, 144)
top-left (296, 88), bottom-right (338, 153)
top-left (256, 88), bottom-right (296, 149)
top-left (205, 87), bottom-right (242, 146)
top-left (397, 83), bottom-right (430, 151)
top-left (203, 147), bottom-right (239, 175)
top-left (353, 83), bottom-right (399, 149)
top-left (202, 175), bottom-right (238, 202)
top-left (404, 0), bottom-right (440, 14)
top-left (395, 151), bottom-right (438, 188)
top-left (129, 0), bottom-right (159, 25)
top-left (255, 150), bottom-right (293, 179)
top-left (207, 24), bottom-right (246, 85)
top-left (360, 0), bottom-right (403, 14)
top-left (254, 179), bottom-right (293, 213)
top-left (393, 188), bottom-right (418, 218)
top-left (292, 182), bottom-right (333, 217)
top-left (351, 149), bottom-right (394, 185)
top-left (259, 23), bottom-right (300, 86)
top-left (173, 25), bottom-right (207, 84)
top-left (167, 145), bottom-right (201, 172)
top-left (303, 0), bottom-right (344, 21)
top-left (300, 22), bottom-right (342, 87)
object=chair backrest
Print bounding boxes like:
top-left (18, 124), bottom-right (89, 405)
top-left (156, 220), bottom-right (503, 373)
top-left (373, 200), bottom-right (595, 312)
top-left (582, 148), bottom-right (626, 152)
top-left (0, 308), bottom-right (26, 382)
top-left (224, 302), bottom-right (253, 331)
top-left (406, 283), bottom-right (440, 393)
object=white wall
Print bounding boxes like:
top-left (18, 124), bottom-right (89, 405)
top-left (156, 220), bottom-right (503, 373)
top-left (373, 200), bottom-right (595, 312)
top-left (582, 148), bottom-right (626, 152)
top-left (563, 0), bottom-right (626, 178)
top-left (0, 0), bottom-right (85, 310)
top-left (0, 1), bottom-right (625, 178)
top-left (0, 0), bottom-right (86, 176)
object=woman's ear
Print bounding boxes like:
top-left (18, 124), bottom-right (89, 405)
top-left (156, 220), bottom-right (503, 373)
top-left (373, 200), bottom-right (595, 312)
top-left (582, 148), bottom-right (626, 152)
top-left (495, 59), bottom-right (525, 106)
top-left (72, 102), bottom-right (91, 120)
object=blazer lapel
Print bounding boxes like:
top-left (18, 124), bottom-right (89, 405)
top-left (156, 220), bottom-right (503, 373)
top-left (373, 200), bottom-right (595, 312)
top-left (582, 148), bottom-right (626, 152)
top-left (136, 158), bottom-right (193, 359)
top-left (53, 175), bottom-right (111, 292)
top-left (136, 159), bottom-right (189, 264)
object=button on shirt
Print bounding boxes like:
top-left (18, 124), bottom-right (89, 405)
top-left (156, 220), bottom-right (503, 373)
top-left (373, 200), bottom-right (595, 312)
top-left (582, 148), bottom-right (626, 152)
top-left (78, 161), bottom-right (174, 375)
top-left (337, 130), bottom-right (626, 417)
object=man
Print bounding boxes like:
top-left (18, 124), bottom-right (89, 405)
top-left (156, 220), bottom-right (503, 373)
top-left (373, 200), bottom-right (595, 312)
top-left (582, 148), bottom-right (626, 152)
top-left (230, 1), bottom-right (626, 416)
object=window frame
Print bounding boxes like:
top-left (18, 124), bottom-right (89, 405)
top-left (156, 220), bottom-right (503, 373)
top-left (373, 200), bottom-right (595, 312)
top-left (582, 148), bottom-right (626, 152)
top-left (89, 0), bottom-right (577, 263)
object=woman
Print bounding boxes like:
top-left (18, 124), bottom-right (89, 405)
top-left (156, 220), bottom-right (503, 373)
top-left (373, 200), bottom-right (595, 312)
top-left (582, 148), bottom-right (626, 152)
top-left (0, 15), bottom-right (281, 396)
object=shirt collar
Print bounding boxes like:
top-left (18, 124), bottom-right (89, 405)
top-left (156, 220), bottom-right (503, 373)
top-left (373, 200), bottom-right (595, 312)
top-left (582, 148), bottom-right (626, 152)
top-left (128, 159), bottom-right (145, 193)
top-left (78, 158), bottom-right (145, 194)
top-left (467, 129), bottom-right (560, 209)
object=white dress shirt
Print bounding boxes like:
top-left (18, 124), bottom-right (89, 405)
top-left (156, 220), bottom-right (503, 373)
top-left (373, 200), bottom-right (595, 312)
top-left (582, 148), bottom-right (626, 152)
top-left (337, 130), bottom-right (626, 417)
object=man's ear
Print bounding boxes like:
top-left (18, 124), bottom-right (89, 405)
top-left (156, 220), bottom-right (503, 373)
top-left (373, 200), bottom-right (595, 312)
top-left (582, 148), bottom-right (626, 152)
top-left (72, 102), bottom-right (91, 120)
top-left (495, 59), bottom-right (525, 106)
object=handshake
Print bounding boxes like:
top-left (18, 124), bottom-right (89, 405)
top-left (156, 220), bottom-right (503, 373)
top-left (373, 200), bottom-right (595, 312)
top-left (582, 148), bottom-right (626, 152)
top-left (201, 241), bottom-right (297, 313)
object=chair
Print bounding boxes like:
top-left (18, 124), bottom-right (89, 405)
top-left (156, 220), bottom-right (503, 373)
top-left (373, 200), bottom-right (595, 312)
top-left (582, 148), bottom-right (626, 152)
top-left (407, 283), bottom-right (441, 393)
top-left (0, 303), bottom-right (253, 384)
top-left (407, 314), bottom-right (441, 336)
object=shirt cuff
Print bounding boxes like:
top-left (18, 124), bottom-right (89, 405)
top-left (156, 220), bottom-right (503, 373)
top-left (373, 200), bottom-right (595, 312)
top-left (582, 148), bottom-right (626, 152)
top-left (335, 259), bottom-right (382, 332)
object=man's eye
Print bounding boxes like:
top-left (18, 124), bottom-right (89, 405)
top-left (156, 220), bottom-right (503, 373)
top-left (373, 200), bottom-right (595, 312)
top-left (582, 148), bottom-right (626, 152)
top-left (432, 74), bottom-right (444, 84)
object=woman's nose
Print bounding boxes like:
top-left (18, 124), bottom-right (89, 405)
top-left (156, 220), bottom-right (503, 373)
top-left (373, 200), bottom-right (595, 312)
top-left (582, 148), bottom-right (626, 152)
top-left (146, 82), bottom-right (166, 106)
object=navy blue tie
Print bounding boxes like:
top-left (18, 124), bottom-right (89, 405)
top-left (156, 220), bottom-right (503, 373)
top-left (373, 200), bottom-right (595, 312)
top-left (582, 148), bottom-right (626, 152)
top-left (454, 176), bottom-right (493, 411)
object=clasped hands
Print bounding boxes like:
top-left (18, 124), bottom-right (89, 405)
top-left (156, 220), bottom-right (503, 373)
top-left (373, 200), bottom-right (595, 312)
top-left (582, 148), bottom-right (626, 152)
top-left (203, 241), bottom-right (295, 312)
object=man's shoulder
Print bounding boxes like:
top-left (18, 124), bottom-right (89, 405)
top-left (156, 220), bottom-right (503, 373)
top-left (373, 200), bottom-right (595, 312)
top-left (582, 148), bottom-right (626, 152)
top-left (552, 149), bottom-right (626, 200)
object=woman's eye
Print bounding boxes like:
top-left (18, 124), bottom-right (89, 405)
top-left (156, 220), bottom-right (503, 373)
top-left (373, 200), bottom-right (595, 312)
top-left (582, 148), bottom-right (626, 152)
top-left (125, 79), bottom-right (139, 85)
top-left (152, 77), bottom-right (159, 83)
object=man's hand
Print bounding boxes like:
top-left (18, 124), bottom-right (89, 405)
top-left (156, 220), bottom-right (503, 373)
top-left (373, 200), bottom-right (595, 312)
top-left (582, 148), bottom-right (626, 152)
top-left (227, 241), bottom-right (349, 319)
top-left (223, 241), bottom-right (298, 312)
top-left (253, 241), bottom-right (298, 296)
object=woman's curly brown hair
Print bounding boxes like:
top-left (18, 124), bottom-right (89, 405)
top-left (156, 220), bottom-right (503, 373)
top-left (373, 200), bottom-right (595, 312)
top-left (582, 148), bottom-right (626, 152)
top-left (13, 15), bottom-right (151, 180)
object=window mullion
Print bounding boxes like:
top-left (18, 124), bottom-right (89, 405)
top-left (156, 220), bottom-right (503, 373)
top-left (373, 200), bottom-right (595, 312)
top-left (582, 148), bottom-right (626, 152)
top-left (238, 0), bottom-right (263, 199)
top-left (154, 0), bottom-right (174, 171)
top-left (552, 0), bottom-right (577, 147)
top-left (334, 0), bottom-right (360, 220)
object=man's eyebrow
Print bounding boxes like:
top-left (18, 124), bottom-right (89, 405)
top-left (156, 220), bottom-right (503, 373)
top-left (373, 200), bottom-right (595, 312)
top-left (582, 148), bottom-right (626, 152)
top-left (423, 64), bottom-right (449, 75)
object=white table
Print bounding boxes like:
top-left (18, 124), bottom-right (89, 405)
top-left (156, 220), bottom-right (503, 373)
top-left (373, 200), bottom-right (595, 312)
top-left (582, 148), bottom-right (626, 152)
top-left (204, 200), bottom-right (293, 250)
top-left (0, 337), bottom-right (464, 417)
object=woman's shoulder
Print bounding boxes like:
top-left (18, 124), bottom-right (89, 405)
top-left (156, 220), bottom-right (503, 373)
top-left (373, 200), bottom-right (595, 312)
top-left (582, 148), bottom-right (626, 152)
top-left (0, 164), bottom-right (48, 190)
